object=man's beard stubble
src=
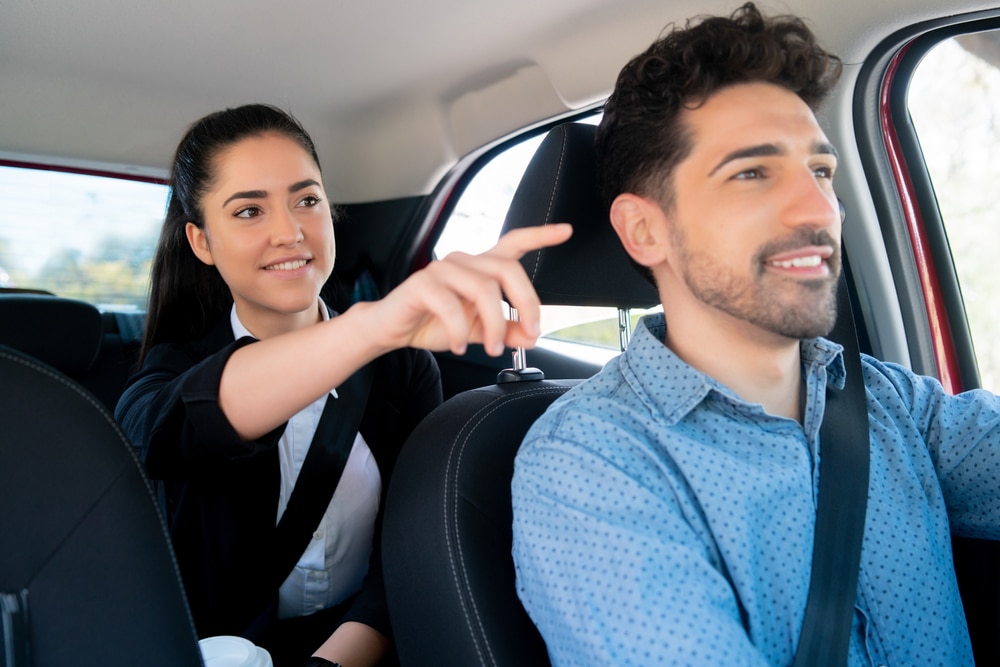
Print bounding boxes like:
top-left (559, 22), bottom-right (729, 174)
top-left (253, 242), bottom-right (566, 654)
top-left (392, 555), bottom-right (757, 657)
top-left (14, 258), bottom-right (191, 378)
top-left (673, 226), bottom-right (841, 341)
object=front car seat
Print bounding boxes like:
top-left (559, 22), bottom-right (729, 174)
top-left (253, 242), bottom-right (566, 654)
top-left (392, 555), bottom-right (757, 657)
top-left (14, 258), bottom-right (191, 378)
top-left (0, 345), bottom-right (203, 667)
top-left (382, 122), bottom-right (659, 666)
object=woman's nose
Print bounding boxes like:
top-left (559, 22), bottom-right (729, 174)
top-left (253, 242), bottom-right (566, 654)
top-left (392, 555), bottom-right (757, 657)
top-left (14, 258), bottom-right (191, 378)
top-left (270, 208), bottom-right (303, 246)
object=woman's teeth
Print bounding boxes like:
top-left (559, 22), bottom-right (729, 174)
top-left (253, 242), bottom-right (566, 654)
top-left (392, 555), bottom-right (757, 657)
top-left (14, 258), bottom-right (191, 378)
top-left (266, 259), bottom-right (307, 271)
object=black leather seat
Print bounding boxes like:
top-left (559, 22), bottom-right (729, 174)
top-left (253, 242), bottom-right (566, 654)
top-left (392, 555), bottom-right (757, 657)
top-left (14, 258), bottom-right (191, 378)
top-left (382, 122), bottom-right (658, 666)
top-left (0, 345), bottom-right (203, 667)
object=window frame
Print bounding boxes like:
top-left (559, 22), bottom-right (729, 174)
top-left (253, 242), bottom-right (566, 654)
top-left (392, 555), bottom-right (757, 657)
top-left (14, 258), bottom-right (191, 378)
top-left (854, 9), bottom-right (1000, 393)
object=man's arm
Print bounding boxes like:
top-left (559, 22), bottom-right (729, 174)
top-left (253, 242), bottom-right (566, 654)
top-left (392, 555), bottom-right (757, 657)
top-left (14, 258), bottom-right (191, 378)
top-left (865, 356), bottom-right (1000, 540)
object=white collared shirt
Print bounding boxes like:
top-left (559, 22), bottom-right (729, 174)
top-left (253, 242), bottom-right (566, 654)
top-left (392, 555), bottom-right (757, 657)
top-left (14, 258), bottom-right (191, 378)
top-left (230, 303), bottom-right (381, 619)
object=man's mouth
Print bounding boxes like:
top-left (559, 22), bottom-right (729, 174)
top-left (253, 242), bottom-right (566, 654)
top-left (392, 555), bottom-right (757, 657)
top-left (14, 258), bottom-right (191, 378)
top-left (766, 254), bottom-right (825, 270)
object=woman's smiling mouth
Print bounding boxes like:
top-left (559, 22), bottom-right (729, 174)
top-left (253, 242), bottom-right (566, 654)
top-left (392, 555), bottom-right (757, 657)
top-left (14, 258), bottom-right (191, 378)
top-left (264, 258), bottom-right (309, 271)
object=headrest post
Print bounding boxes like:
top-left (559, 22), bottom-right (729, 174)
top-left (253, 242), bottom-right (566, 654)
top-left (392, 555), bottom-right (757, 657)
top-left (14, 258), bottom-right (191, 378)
top-left (496, 306), bottom-right (544, 384)
top-left (512, 345), bottom-right (527, 371)
top-left (618, 307), bottom-right (632, 352)
top-left (509, 308), bottom-right (526, 371)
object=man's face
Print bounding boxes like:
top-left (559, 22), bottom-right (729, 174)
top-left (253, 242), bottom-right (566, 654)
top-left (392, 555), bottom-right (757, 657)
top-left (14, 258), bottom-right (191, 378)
top-left (659, 81), bottom-right (842, 342)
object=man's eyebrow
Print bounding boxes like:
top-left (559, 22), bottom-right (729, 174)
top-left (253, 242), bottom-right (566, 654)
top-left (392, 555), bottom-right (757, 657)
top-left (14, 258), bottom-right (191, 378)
top-left (221, 179), bottom-right (320, 208)
top-left (709, 143), bottom-right (783, 176)
top-left (814, 141), bottom-right (839, 160)
top-left (708, 141), bottom-right (840, 176)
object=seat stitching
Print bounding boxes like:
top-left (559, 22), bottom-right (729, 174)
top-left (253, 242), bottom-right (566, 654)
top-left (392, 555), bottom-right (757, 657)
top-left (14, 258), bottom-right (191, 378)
top-left (0, 349), bottom-right (201, 639)
top-left (442, 385), bottom-right (570, 665)
top-left (527, 128), bottom-right (570, 283)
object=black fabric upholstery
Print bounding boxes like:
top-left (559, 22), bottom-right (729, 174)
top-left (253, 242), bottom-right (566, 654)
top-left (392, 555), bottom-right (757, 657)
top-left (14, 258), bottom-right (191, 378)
top-left (0, 294), bottom-right (103, 374)
top-left (0, 294), bottom-right (141, 410)
top-left (384, 122), bottom-right (654, 667)
top-left (0, 345), bottom-right (203, 667)
top-left (500, 122), bottom-right (659, 309)
top-left (384, 381), bottom-right (578, 667)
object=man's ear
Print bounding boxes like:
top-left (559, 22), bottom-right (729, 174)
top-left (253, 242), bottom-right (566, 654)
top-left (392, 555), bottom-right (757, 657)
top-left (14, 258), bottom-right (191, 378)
top-left (609, 193), bottom-right (669, 269)
top-left (185, 222), bottom-right (216, 266)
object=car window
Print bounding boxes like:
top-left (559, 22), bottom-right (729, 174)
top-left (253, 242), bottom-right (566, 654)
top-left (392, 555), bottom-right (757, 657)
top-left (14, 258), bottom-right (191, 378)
top-left (434, 118), bottom-right (660, 363)
top-left (907, 30), bottom-right (1000, 392)
top-left (0, 165), bottom-right (167, 311)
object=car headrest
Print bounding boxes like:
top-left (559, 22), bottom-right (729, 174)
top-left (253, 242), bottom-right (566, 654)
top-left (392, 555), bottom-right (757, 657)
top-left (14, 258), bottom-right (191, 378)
top-left (499, 122), bottom-right (659, 310)
top-left (0, 294), bottom-right (103, 374)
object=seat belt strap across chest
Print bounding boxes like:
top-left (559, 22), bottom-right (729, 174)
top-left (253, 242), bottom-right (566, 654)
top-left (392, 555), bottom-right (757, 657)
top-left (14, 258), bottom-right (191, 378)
top-left (792, 275), bottom-right (871, 667)
top-left (270, 364), bottom-right (373, 591)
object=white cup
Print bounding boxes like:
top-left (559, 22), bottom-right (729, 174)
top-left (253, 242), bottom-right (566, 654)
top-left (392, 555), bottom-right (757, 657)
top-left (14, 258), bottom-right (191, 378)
top-left (199, 635), bottom-right (273, 667)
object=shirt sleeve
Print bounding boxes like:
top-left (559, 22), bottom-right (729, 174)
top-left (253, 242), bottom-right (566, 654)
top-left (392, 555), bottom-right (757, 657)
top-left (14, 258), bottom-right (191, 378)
top-left (511, 415), bottom-right (770, 667)
top-left (862, 357), bottom-right (1000, 540)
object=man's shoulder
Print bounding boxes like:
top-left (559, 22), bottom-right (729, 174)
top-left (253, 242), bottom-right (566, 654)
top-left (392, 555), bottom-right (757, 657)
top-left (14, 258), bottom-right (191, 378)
top-left (522, 357), bottom-right (646, 442)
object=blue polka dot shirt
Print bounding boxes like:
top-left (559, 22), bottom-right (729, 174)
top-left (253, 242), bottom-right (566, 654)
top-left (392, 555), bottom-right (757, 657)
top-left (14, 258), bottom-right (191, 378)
top-left (511, 313), bottom-right (1000, 666)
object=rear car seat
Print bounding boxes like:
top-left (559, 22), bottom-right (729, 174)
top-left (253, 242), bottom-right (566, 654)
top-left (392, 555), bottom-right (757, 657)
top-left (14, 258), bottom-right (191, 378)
top-left (0, 292), bottom-right (143, 411)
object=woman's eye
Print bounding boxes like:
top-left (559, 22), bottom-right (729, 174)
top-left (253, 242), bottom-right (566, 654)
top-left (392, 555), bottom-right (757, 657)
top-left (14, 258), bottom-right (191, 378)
top-left (234, 206), bottom-right (262, 219)
top-left (298, 195), bottom-right (322, 208)
top-left (813, 165), bottom-right (835, 179)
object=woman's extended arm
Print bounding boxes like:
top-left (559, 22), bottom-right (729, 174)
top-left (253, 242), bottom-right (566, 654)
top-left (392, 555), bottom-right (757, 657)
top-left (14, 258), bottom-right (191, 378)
top-left (217, 223), bottom-right (572, 440)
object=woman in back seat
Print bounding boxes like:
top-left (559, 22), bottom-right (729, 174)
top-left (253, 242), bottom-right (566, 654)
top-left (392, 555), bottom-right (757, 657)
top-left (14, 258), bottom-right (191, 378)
top-left (115, 103), bottom-right (571, 667)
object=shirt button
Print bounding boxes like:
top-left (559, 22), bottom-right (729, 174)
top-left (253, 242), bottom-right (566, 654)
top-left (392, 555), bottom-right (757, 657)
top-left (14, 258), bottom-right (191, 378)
top-left (313, 530), bottom-right (322, 539)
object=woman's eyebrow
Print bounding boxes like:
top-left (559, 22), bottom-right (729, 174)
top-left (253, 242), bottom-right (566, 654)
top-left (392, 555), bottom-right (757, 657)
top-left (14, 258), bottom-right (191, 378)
top-left (289, 179), bottom-right (320, 193)
top-left (221, 179), bottom-right (320, 208)
top-left (222, 190), bottom-right (266, 207)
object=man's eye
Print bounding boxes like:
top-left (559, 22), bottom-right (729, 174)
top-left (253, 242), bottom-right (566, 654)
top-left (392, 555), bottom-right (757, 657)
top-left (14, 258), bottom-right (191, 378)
top-left (234, 206), bottom-right (262, 218)
top-left (733, 168), bottom-right (764, 180)
top-left (813, 165), bottom-right (835, 179)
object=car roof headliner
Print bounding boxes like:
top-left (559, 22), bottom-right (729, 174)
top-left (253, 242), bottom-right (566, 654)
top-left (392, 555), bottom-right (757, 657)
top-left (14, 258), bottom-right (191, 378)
top-left (0, 0), bottom-right (993, 202)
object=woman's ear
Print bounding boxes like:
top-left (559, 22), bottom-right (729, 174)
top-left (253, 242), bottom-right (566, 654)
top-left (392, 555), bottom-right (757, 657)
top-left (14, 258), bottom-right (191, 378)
top-left (609, 193), bottom-right (669, 270)
top-left (185, 222), bottom-right (216, 266)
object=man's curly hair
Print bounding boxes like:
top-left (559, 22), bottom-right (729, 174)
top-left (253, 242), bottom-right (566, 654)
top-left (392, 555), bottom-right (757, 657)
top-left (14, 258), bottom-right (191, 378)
top-left (595, 2), bottom-right (842, 209)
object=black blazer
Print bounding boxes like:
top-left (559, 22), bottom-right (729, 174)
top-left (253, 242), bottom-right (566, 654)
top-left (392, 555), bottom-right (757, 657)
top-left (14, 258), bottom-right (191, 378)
top-left (115, 316), bottom-right (442, 640)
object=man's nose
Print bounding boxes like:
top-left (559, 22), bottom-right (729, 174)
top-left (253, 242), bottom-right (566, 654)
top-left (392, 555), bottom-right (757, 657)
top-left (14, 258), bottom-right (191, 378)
top-left (781, 172), bottom-right (841, 231)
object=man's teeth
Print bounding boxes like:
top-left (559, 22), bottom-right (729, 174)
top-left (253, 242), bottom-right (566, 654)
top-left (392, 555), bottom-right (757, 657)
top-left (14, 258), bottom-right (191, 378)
top-left (266, 259), bottom-right (307, 271)
top-left (769, 255), bottom-right (822, 269)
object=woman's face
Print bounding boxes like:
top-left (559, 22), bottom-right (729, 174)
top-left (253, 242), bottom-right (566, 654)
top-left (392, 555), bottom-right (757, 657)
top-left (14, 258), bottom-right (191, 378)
top-left (186, 132), bottom-right (335, 337)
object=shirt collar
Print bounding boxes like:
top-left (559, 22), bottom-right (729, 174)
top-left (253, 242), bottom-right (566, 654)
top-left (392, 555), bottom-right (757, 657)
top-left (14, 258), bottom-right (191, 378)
top-left (621, 313), bottom-right (846, 424)
top-left (229, 299), bottom-right (330, 340)
top-left (230, 300), bottom-right (336, 398)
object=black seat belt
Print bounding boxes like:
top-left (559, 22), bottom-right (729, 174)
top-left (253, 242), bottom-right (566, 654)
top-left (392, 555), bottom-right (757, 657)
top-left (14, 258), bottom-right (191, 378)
top-left (270, 364), bottom-right (373, 590)
top-left (792, 273), bottom-right (871, 667)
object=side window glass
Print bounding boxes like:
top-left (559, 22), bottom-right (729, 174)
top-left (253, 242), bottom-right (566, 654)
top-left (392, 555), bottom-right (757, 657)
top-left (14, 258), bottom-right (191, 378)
top-left (434, 118), bottom-right (658, 363)
top-left (0, 166), bottom-right (167, 310)
top-left (908, 31), bottom-right (1000, 392)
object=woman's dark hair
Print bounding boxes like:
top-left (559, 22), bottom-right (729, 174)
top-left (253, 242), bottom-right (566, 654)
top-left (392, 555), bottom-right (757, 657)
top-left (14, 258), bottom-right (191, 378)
top-left (140, 103), bottom-right (325, 365)
top-left (595, 2), bottom-right (843, 210)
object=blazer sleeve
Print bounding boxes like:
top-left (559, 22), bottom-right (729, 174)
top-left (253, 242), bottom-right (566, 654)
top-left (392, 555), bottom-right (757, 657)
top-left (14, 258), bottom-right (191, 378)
top-left (114, 335), bottom-right (285, 478)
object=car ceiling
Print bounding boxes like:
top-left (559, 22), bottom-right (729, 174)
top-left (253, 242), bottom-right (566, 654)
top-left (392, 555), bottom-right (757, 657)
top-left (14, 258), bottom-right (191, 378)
top-left (0, 0), bottom-right (994, 203)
